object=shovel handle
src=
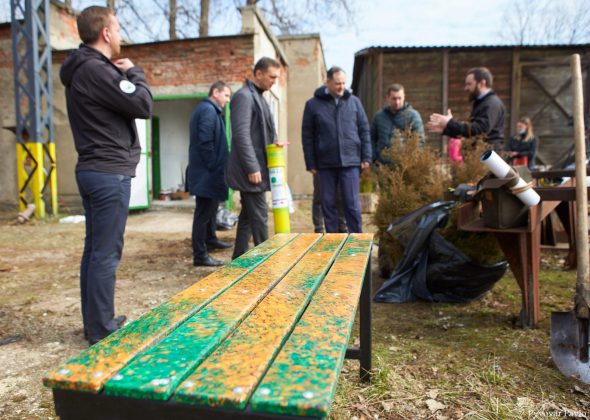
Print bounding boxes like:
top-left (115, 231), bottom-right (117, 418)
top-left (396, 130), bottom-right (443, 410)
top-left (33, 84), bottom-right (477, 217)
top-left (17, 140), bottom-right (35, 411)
top-left (572, 54), bottom-right (590, 319)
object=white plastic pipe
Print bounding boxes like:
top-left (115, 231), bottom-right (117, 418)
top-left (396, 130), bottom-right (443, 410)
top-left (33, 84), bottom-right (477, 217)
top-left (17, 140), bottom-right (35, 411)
top-left (480, 149), bottom-right (511, 178)
top-left (480, 150), bottom-right (540, 207)
top-left (17, 203), bottom-right (35, 223)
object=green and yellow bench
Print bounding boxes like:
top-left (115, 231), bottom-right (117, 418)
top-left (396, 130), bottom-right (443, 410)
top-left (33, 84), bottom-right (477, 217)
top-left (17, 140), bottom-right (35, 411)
top-left (44, 233), bottom-right (373, 419)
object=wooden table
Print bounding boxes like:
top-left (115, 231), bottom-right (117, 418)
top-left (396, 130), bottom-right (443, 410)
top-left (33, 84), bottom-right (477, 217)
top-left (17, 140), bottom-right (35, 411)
top-left (457, 175), bottom-right (580, 328)
top-left (44, 233), bottom-right (373, 419)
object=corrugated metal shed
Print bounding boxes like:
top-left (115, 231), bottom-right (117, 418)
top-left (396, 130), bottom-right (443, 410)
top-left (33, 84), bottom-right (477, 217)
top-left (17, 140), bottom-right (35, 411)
top-left (352, 44), bottom-right (590, 166)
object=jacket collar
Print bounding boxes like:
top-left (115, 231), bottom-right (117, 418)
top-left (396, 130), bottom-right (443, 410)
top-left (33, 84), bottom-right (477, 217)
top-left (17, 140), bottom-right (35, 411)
top-left (204, 97), bottom-right (223, 113)
top-left (383, 102), bottom-right (410, 114)
top-left (473, 90), bottom-right (495, 105)
top-left (314, 86), bottom-right (352, 101)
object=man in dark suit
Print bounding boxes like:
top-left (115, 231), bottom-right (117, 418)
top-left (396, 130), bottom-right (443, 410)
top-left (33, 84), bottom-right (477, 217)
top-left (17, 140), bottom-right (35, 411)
top-left (188, 81), bottom-right (232, 267)
top-left (226, 57), bottom-right (281, 259)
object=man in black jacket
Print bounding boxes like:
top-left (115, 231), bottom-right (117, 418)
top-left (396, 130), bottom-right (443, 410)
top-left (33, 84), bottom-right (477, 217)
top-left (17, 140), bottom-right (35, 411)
top-left (60, 6), bottom-right (153, 345)
top-left (426, 67), bottom-right (505, 151)
top-left (188, 81), bottom-right (232, 267)
top-left (226, 57), bottom-right (281, 259)
top-left (302, 67), bottom-right (372, 233)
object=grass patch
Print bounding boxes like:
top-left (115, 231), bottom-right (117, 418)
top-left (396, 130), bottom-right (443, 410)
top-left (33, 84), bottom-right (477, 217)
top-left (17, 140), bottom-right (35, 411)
top-left (332, 259), bottom-right (590, 419)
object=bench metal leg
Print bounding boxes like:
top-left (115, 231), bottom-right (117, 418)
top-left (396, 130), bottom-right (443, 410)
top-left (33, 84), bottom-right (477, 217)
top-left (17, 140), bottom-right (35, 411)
top-left (359, 256), bottom-right (372, 382)
top-left (346, 254), bottom-right (372, 382)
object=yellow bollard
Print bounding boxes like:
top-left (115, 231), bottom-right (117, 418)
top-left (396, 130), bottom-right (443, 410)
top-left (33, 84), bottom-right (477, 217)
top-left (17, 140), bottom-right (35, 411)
top-left (266, 144), bottom-right (291, 233)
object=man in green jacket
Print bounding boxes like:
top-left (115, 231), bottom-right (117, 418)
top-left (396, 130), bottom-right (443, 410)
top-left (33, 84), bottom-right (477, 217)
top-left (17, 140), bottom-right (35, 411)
top-left (371, 83), bottom-right (424, 164)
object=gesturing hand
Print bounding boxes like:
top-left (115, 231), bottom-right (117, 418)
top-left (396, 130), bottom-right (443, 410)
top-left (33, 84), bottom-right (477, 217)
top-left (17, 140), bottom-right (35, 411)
top-left (426, 109), bottom-right (453, 133)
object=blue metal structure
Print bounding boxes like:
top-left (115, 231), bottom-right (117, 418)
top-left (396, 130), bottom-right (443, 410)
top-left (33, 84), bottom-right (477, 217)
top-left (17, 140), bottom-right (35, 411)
top-left (10, 0), bottom-right (58, 218)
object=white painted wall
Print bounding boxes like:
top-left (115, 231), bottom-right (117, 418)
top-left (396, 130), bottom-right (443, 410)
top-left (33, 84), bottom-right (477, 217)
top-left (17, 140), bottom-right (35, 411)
top-left (153, 98), bottom-right (202, 192)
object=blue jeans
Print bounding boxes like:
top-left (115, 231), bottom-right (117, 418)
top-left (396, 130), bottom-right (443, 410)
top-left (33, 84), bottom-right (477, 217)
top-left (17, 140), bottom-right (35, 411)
top-left (318, 167), bottom-right (362, 233)
top-left (76, 171), bottom-right (131, 342)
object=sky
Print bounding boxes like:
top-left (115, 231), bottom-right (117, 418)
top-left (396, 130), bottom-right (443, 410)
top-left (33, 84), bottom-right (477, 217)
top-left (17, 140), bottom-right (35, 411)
top-left (318, 0), bottom-right (511, 81)
top-left (210, 0), bottom-right (512, 84)
top-left (1, 0), bottom-right (522, 85)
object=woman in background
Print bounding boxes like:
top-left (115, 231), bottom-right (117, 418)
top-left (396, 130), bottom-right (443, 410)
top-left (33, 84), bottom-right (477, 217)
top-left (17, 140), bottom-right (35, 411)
top-left (507, 117), bottom-right (538, 170)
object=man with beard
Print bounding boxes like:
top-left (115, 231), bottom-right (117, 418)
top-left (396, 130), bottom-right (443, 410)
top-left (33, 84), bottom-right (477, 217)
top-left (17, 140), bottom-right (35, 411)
top-left (426, 67), bottom-right (505, 151)
top-left (60, 6), bottom-right (153, 345)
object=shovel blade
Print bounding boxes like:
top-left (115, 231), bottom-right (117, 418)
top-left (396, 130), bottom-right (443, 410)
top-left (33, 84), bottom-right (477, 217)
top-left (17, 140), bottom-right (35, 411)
top-left (551, 311), bottom-right (590, 383)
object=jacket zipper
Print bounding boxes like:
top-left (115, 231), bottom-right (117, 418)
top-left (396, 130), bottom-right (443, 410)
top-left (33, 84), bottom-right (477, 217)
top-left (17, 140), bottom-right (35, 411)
top-left (335, 100), bottom-right (342, 166)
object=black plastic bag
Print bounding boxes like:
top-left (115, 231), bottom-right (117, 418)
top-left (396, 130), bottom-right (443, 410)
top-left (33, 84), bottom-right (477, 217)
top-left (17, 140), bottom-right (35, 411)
top-left (374, 201), bottom-right (507, 303)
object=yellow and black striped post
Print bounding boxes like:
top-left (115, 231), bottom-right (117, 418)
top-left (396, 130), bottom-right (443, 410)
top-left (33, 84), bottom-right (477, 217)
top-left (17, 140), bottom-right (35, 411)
top-left (10, 0), bottom-right (58, 219)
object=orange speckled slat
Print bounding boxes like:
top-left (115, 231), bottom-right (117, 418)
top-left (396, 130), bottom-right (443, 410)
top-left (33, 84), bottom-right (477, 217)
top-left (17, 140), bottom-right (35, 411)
top-left (250, 233), bottom-right (373, 418)
top-left (42, 234), bottom-right (298, 393)
top-left (101, 233), bottom-right (322, 401)
top-left (173, 233), bottom-right (347, 409)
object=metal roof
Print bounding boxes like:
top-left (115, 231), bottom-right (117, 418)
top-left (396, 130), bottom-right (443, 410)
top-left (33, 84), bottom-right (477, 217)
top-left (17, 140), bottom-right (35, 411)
top-left (355, 43), bottom-right (590, 56)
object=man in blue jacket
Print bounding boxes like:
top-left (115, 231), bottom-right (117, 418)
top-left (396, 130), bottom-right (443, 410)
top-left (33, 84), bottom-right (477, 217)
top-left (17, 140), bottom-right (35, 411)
top-left (302, 67), bottom-right (372, 233)
top-left (188, 81), bottom-right (232, 267)
top-left (371, 83), bottom-right (424, 164)
top-left (60, 6), bottom-right (153, 345)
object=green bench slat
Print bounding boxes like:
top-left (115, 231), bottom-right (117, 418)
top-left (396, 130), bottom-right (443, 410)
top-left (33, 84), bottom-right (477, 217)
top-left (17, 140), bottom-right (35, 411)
top-left (102, 233), bottom-right (322, 401)
top-left (43, 234), bottom-right (297, 393)
top-left (173, 233), bottom-right (348, 409)
top-left (249, 233), bottom-right (373, 418)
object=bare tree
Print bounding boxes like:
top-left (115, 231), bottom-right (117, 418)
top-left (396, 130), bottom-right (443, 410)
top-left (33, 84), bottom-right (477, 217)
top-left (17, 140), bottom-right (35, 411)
top-left (116, 0), bottom-right (159, 40)
top-left (199, 0), bottom-right (209, 37)
top-left (169, 0), bottom-right (177, 39)
top-left (500, 0), bottom-right (590, 44)
top-left (233, 0), bottom-right (356, 34)
top-left (68, 0), bottom-right (356, 41)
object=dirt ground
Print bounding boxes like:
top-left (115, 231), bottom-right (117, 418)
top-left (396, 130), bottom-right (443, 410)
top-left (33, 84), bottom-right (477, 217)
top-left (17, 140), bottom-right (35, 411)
top-left (1, 200), bottom-right (589, 419)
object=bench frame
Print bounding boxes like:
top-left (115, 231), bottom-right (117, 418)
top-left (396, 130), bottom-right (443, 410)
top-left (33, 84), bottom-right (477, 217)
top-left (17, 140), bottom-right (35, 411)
top-left (51, 254), bottom-right (372, 420)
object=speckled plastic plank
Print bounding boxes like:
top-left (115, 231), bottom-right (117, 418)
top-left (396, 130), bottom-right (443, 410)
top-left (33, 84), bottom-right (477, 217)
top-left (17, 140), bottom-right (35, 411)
top-left (173, 233), bottom-right (348, 409)
top-left (249, 233), bottom-right (373, 418)
top-left (43, 234), bottom-right (297, 393)
top-left (102, 233), bottom-right (321, 401)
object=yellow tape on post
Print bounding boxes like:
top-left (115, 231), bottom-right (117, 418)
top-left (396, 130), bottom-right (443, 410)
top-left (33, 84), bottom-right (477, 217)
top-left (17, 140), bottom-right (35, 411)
top-left (266, 144), bottom-right (291, 234)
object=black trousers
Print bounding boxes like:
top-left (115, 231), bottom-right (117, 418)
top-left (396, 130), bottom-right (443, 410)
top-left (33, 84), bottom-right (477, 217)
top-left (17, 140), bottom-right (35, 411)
top-left (232, 191), bottom-right (268, 259)
top-left (192, 196), bottom-right (219, 259)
